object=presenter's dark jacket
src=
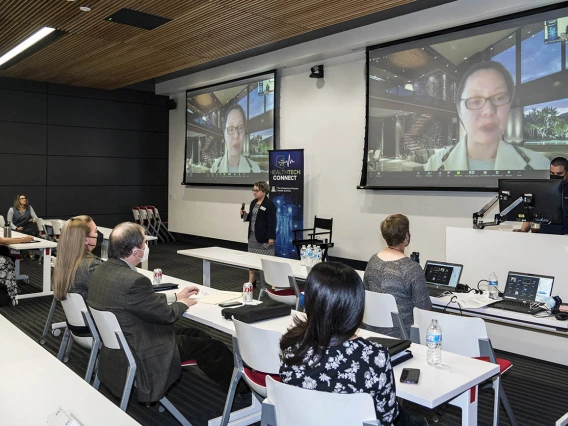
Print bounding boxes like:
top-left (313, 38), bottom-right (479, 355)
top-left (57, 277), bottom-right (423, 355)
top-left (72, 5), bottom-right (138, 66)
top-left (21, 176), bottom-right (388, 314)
top-left (245, 196), bottom-right (276, 243)
top-left (87, 258), bottom-right (188, 403)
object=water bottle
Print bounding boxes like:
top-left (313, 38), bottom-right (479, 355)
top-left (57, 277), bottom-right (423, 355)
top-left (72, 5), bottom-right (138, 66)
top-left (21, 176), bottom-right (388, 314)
top-left (311, 246), bottom-right (319, 265)
top-left (488, 271), bottom-right (499, 300)
top-left (306, 245), bottom-right (313, 266)
top-left (426, 319), bottom-right (442, 366)
top-left (300, 245), bottom-right (307, 266)
top-left (315, 246), bottom-right (322, 264)
top-left (5, 221), bottom-right (11, 238)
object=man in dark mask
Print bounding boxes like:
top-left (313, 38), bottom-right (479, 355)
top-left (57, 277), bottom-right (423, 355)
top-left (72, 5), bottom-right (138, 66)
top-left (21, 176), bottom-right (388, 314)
top-left (516, 157), bottom-right (568, 234)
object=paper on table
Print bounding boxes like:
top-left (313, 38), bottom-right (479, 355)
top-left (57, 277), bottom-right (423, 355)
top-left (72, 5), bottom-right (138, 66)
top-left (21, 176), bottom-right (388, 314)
top-left (192, 291), bottom-right (242, 305)
top-left (438, 293), bottom-right (497, 309)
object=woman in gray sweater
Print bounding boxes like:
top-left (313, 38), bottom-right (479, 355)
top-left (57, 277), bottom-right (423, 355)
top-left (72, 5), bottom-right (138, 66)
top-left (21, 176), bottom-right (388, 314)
top-left (363, 214), bottom-right (431, 339)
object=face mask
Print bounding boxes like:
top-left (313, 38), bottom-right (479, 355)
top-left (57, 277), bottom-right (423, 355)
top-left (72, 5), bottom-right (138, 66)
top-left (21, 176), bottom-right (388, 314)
top-left (134, 243), bottom-right (149, 262)
top-left (550, 174), bottom-right (564, 180)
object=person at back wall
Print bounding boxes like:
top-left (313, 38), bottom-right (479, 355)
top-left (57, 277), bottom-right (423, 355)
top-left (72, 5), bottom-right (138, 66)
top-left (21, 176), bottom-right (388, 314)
top-left (7, 194), bottom-right (39, 237)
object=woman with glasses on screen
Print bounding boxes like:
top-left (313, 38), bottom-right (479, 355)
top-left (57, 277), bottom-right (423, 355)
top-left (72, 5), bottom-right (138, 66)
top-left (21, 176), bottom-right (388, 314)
top-left (52, 215), bottom-right (102, 302)
top-left (210, 104), bottom-right (261, 173)
top-left (425, 61), bottom-right (549, 172)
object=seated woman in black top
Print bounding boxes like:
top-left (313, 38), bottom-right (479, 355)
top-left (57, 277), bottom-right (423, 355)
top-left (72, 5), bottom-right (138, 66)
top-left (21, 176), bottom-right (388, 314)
top-left (7, 194), bottom-right (39, 236)
top-left (280, 262), bottom-right (399, 424)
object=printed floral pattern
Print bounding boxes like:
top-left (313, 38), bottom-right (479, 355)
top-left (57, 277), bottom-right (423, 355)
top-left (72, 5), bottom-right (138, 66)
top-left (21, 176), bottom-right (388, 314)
top-left (0, 256), bottom-right (18, 302)
top-left (281, 337), bottom-right (398, 425)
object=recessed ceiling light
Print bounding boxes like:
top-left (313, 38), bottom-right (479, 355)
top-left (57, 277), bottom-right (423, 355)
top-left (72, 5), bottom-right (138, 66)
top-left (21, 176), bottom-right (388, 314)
top-left (80, 6), bottom-right (91, 12)
top-left (0, 27), bottom-right (55, 67)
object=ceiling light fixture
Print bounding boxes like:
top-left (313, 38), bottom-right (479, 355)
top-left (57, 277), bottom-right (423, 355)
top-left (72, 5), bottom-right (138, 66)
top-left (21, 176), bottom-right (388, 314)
top-left (0, 27), bottom-right (56, 67)
top-left (80, 6), bottom-right (91, 12)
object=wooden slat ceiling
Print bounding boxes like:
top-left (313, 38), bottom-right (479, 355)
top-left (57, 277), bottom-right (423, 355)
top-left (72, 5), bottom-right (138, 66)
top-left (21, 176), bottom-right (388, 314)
top-left (0, 0), bottom-right (417, 90)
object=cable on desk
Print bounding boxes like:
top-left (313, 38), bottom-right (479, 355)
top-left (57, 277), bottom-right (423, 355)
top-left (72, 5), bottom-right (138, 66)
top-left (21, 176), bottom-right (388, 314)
top-left (443, 296), bottom-right (463, 316)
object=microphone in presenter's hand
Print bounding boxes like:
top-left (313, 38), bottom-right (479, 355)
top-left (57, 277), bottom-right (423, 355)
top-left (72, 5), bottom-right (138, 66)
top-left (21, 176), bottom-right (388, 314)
top-left (240, 203), bottom-right (245, 218)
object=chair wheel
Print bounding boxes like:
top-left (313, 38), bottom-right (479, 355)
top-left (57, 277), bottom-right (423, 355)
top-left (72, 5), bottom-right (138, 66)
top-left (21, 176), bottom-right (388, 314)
top-left (63, 356), bottom-right (69, 363)
top-left (52, 329), bottom-right (61, 337)
top-left (39, 338), bottom-right (46, 345)
top-left (158, 406), bottom-right (165, 413)
top-left (11, 299), bottom-right (18, 306)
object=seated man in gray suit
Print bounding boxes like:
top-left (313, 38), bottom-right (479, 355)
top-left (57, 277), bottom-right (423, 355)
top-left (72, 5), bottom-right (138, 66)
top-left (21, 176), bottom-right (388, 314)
top-left (87, 222), bottom-right (235, 404)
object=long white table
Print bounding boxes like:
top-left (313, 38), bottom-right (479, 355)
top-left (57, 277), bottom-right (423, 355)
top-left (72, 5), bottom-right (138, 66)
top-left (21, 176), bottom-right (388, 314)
top-left (0, 313), bottom-right (140, 425)
top-left (137, 269), bottom-right (499, 426)
top-left (177, 246), bottom-right (364, 287)
top-left (0, 229), bottom-right (58, 301)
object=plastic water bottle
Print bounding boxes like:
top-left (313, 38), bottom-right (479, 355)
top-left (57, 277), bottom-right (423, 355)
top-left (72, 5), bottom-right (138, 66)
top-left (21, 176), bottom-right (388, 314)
top-left (426, 319), bottom-right (442, 366)
top-left (488, 271), bottom-right (499, 300)
top-left (300, 245), bottom-right (307, 266)
top-left (306, 245), bottom-right (313, 266)
top-left (311, 246), bottom-right (319, 265)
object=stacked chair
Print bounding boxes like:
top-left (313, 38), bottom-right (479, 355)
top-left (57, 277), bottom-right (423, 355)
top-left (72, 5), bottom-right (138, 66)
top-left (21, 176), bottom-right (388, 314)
top-left (132, 206), bottom-right (175, 243)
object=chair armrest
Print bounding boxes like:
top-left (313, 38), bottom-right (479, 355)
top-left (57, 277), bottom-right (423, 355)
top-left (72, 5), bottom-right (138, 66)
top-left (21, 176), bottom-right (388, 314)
top-left (410, 326), bottom-right (420, 344)
top-left (478, 338), bottom-right (498, 364)
top-left (308, 231), bottom-right (331, 237)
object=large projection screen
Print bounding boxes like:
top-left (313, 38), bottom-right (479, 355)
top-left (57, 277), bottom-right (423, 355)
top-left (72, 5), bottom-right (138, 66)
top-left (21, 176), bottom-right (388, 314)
top-left (360, 5), bottom-right (568, 191)
top-left (183, 71), bottom-right (277, 186)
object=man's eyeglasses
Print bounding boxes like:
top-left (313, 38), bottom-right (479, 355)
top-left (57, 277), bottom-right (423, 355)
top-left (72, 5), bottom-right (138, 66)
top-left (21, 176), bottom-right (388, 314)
top-left (252, 189), bottom-right (260, 193)
top-left (226, 125), bottom-right (245, 135)
top-left (461, 92), bottom-right (511, 110)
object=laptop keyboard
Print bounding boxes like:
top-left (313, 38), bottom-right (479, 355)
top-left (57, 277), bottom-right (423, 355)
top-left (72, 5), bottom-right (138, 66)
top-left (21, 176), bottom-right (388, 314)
top-left (491, 300), bottom-right (542, 314)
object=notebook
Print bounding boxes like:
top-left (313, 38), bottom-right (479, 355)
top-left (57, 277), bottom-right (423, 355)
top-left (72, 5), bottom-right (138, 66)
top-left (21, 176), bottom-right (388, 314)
top-left (424, 260), bottom-right (463, 297)
top-left (489, 272), bottom-right (554, 313)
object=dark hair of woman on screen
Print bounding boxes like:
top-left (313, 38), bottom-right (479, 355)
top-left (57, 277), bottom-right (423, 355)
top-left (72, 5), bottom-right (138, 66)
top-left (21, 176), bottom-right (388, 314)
top-left (279, 262), bottom-right (402, 424)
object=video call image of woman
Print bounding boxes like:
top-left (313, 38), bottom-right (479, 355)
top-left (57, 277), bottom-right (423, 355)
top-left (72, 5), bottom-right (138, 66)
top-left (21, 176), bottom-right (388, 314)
top-left (425, 61), bottom-right (550, 172)
top-left (210, 104), bottom-right (261, 173)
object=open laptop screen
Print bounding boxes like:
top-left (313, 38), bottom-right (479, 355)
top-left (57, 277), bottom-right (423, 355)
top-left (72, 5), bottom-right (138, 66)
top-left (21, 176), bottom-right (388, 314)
top-left (504, 272), bottom-right (554, 302)
top-left (424, 261), bottom-right (463, 289)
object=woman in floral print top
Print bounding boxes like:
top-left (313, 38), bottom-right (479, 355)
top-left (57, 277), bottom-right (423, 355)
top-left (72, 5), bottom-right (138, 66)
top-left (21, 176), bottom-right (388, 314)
top-left (279, 262), bottom-right (399, 425)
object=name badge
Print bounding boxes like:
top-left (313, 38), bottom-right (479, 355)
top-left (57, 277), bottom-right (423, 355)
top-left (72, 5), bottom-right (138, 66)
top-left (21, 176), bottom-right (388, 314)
top-left (260, 206), bottom-right (266, 211)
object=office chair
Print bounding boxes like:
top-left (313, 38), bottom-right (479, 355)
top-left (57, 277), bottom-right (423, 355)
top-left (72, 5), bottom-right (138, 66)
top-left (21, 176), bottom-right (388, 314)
top-left (265, 376), bottom-right (380, 426)
top-left (259, 258), bottom-right (301, 310)
top-left (57, 293), bottom-right (100, 384)
top-left (411, 308), bottom-right (517, 426)
top-left (291, 216), bottom-right (334, 261)
top-left (362, 291), bottom-right (408, 339)
top-left (89, 307), bottom-right (194, 425)
top-left (219, 319), bottom-right (282, 426)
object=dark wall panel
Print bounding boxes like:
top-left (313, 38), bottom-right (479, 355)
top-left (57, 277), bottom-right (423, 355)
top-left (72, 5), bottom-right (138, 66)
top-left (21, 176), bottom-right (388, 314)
top-left (0, 89), bottom-right (47, 124)
top-left (0, 78), bottom-right (168, 225)
top-left (0, 122), bottom-right (46, 155)
top-left (48, 95), bottom-right (168, 132)
top-left (49, 84), bottom-right (167, 106)
top-left (48, 126), bottom-right (167, 158)
top-left (47, 157), bottom-right (168, 186)
top-left (0, 154), bottom-right (46, 186)
top-left (46, 186), bottom-right (167, 217)
top-left (0, 187), bottom-right (47, 219)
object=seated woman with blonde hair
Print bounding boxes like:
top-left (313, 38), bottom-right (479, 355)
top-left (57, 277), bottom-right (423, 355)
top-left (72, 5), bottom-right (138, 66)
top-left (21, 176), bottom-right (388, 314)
top-left (52, 215), bottom-right (102, 301)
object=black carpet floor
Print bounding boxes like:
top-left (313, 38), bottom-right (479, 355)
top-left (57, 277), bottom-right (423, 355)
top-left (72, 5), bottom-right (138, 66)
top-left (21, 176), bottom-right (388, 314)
top-left (1, 242), bottom-right (567, 426)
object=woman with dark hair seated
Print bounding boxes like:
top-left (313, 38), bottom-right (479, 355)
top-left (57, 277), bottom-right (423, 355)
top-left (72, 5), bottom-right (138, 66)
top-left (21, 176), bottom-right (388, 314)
top-left (279, 262), bottom-right (400, 424)
top-left (364, 214), bottom-right (431, 339)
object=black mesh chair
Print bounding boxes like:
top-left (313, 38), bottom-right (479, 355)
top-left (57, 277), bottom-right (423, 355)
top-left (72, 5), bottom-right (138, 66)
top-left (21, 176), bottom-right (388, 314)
top-left (291, 216), bottom-right (334, 260)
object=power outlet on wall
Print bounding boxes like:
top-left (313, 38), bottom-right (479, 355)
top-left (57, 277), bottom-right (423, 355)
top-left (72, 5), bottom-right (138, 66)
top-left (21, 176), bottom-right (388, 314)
top-left (169, 194), bottom-right (176, 200)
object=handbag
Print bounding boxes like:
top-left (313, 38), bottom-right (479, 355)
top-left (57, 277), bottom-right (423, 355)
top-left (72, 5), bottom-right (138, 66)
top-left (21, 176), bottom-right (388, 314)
top-left (221, 299), bottom-right (291, 323)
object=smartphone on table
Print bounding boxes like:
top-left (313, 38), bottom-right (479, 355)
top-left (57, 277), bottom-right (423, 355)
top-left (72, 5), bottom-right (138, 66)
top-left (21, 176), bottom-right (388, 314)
top-left (400, 368), bottom-right (420, 384)
top-left (218, 301), bottom-right (242, 308)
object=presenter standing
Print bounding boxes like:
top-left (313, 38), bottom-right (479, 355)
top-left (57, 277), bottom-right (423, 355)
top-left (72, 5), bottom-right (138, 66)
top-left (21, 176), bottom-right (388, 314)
top-left (240, 181), bottom-right (276, 285)
top-left (425, 61), bottom-right (549, 171)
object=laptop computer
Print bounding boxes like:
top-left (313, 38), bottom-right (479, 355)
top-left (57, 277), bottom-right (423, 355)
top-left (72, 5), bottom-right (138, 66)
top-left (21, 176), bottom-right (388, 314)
top-left (424, 261), bottom-right (463, 297)
top-left (489, 271), bottom-right (554, 314)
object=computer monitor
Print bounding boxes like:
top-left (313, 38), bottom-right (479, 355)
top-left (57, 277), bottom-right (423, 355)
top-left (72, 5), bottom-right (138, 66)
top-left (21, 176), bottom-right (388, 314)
top-left (424, 261), bottom-right (463, 290)
top-left (498, 179), bottom-right (563, 224)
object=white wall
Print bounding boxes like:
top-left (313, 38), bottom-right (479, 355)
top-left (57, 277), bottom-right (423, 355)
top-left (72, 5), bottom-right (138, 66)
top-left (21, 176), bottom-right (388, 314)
top-left (161, 0), bottom-right (564, 262)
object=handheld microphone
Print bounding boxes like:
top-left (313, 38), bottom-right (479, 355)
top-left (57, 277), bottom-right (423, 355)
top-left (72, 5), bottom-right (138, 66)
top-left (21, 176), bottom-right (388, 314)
top-left (241, 203), bottom-right (245, 218)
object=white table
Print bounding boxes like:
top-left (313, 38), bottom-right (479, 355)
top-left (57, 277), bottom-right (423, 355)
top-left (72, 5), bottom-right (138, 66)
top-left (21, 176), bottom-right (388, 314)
top-left (1, 229), bottom-right (57, 301)
top-left (177, 246), bottom-right (364, 287)
top-left (138, 269), bottom-right (499, 426)
top-left (0, 313), bottom-right (140, 425)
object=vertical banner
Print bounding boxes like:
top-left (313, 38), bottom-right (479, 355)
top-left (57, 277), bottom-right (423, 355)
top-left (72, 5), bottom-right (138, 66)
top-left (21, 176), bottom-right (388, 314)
top-left (269, 149), bottom-right (304, 259)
